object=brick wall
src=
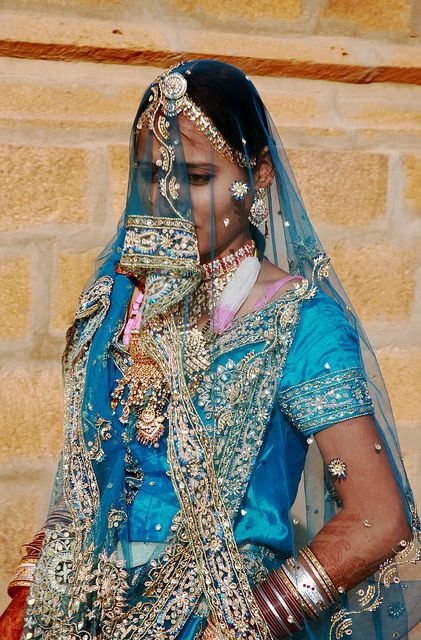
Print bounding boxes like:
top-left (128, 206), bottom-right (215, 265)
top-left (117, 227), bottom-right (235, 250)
top-left (0, 0), bottom-right (420, 624)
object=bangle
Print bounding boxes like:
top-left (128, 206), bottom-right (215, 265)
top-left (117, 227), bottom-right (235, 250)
top-left (268, 580), bottom-right (304, 633)
top-left (20, 530), bottom-right (45, 558)
top-left (7, 558), bottom-right (37, 597)
top-left (284, 557), bottom-right (331, 614)
top-left (252, 550), bottom-right (340, 638)
top-left (299, 546), bottom-right (339, 602)
top-left (278, 563), bottom-right (319, 619)
top-left (255, 580), bottom-right (291, 637)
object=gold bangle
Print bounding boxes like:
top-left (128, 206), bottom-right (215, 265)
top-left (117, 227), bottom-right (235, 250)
top-left (8, 578), bottom-right (32, 589)
top-left (7, 559), bottom-right (37, 597)
top-left (300, 546), bottom-right (339, 601)
top-left (19, 555), bottom-right (39, 564)
top-left (7, 580), bottom-right (32, 598)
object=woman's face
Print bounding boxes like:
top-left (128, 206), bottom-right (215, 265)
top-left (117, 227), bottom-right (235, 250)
top-left (137, 115), bottom-right (252, 261)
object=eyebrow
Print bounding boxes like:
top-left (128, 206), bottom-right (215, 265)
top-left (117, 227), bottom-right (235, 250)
top-left (185, 162), bottom-right (216, 170)
top-left (138, 161), bottom-right (216, 170)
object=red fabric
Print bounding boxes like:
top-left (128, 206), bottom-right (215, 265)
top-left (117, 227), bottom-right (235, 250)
top-left (0, 587), bottom-right (29, 640)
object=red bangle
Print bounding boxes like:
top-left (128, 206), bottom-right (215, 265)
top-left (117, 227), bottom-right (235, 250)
top-left (267, 572), bottom-right (305, 632)
top-left (270, 568), bottom-right (305, 623)
top-left (255, 581), bottom-right (287, 638)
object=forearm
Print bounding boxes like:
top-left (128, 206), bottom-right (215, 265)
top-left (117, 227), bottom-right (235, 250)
top-left (250, 506), bottom-right (412, 640)
top-left (309, 507), bottom-right (412, 592)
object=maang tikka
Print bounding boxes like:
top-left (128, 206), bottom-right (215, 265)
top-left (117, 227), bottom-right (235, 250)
top-left (248, 187), bottom-right (269, 227)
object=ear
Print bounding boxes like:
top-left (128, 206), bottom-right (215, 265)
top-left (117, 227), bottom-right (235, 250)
top-left (253, 146), bottom-right (274, 190)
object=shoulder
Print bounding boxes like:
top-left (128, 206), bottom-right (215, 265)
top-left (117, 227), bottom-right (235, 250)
top-left (299, 287), bottom-right (348, 325)
top-left (295, 287), bottom-right (354, 345)
top-left (280, 287), bottom-right (362, 385)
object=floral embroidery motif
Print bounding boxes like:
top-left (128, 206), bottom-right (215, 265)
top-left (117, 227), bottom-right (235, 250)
top-left (278, 368), bottom-right (374, 435)
top-left (327, 458), bottom-right (348, 480)
top-left (107, 508), bottom-right (128, 529)
top-left (124, 449), bottom-right (145, 505)
top-left (25, 525), bottom-right (74, 630)
top-left (387, 601), bottom-right (405, 618)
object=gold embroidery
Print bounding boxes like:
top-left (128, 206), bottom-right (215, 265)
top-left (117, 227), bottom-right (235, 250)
top-left (30, 259), bottom-right (419, 640)
top-left (110, 332), bottom-right (170, 447)
top-left (329, 527), bottom-right (421, 640)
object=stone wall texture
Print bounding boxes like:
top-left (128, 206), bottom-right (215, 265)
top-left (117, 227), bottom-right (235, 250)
top-left (0, 0), bottom-right (420, 630)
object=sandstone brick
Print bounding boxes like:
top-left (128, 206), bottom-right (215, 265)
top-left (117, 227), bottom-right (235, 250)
top-left (0, 488), bottom-right (40, 579)
top-left (329, 243), bottom-right (416, 322)
top-left (0, 13), bottom-right (168, 50)
top-left (261, 91), bottom-right (326, 128)
top-left (1, 11), bottom-right (420, 73)
top-left (0, 365), bottom-right (63, 460)
top-left (0, 145), bottom-right (90, 232)
top-left (50, 248), bottom-right (100, 333)
top-left (0, 256), bottom-right (31, 340)
top-left (377, 350), bottom-right (421, 425)
top-left (110, 144), bottom-right (130, 221)
top-left (288, 150), bottom-right (388, 226)
top-left (0, 81), bottom-right (141, 125)
top-left (404, 155), bottom-right (421, 213)
top-left (321, 0), bottom-right (411, 33)
top-left (339, 101), bottom-right (421, 131)
top-left (170, 0), bottom-right (303, 21)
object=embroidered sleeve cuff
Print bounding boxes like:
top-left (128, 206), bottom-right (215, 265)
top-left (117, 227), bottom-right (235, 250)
top-left (278, 368), bottom-right (374, 435)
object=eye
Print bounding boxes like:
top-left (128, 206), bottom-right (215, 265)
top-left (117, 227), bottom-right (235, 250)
top-left (188, 173), bottom-right (213, 185)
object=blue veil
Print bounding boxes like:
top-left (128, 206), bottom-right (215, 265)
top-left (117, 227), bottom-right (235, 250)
top-left (22, 59), bottom-right (420, 640)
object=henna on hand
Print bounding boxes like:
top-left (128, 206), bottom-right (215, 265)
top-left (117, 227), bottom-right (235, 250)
top-left (0, 587), bottom-right (29, 640)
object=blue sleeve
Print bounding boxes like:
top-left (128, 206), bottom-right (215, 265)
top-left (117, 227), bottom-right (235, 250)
top-left (277, 290), bottom-right (374, 436)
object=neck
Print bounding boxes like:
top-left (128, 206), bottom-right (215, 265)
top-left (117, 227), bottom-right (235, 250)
top-left (200, 238), bottom-right (256, 282)
top-left (199, 230), bottom-right (252, 264)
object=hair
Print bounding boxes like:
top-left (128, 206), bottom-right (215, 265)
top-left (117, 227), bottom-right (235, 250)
top-left (137, 59), bottom-right (270, 159)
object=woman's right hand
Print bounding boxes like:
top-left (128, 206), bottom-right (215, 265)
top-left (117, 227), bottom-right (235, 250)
top-left (0, 587), bottom-right (29, 640)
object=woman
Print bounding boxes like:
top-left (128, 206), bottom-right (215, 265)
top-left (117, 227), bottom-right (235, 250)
top-left (1, 59), bottom-right (419, 640)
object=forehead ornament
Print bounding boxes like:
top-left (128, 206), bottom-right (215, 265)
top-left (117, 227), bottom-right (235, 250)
top-left (161, 72), bottom-right (188, 100)
top-left (137, 70), bottom-right (256, 168)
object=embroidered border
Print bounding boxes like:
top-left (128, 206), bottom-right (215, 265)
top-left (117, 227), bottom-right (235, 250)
top-left (119, 216), bottom-right (199, 272)
top-left (278, 367), bottom-right (374, 435)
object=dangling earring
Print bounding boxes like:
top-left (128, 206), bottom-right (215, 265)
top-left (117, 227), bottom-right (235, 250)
top-left (248, 187), bottom-right (269, 227)
top-left (229, 180), bottom-right (250, 201)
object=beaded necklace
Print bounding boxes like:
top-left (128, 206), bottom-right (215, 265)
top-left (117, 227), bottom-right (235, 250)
top-left (111, 240), bottom-right (256, 447)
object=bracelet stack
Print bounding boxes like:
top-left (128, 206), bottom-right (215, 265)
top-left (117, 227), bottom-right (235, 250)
top-left (253, 546), bottom-right (339, 639)
top-left (7, 556), bottom-right (38, 597)
top-left (7, 530), bottom-right (45, 598)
